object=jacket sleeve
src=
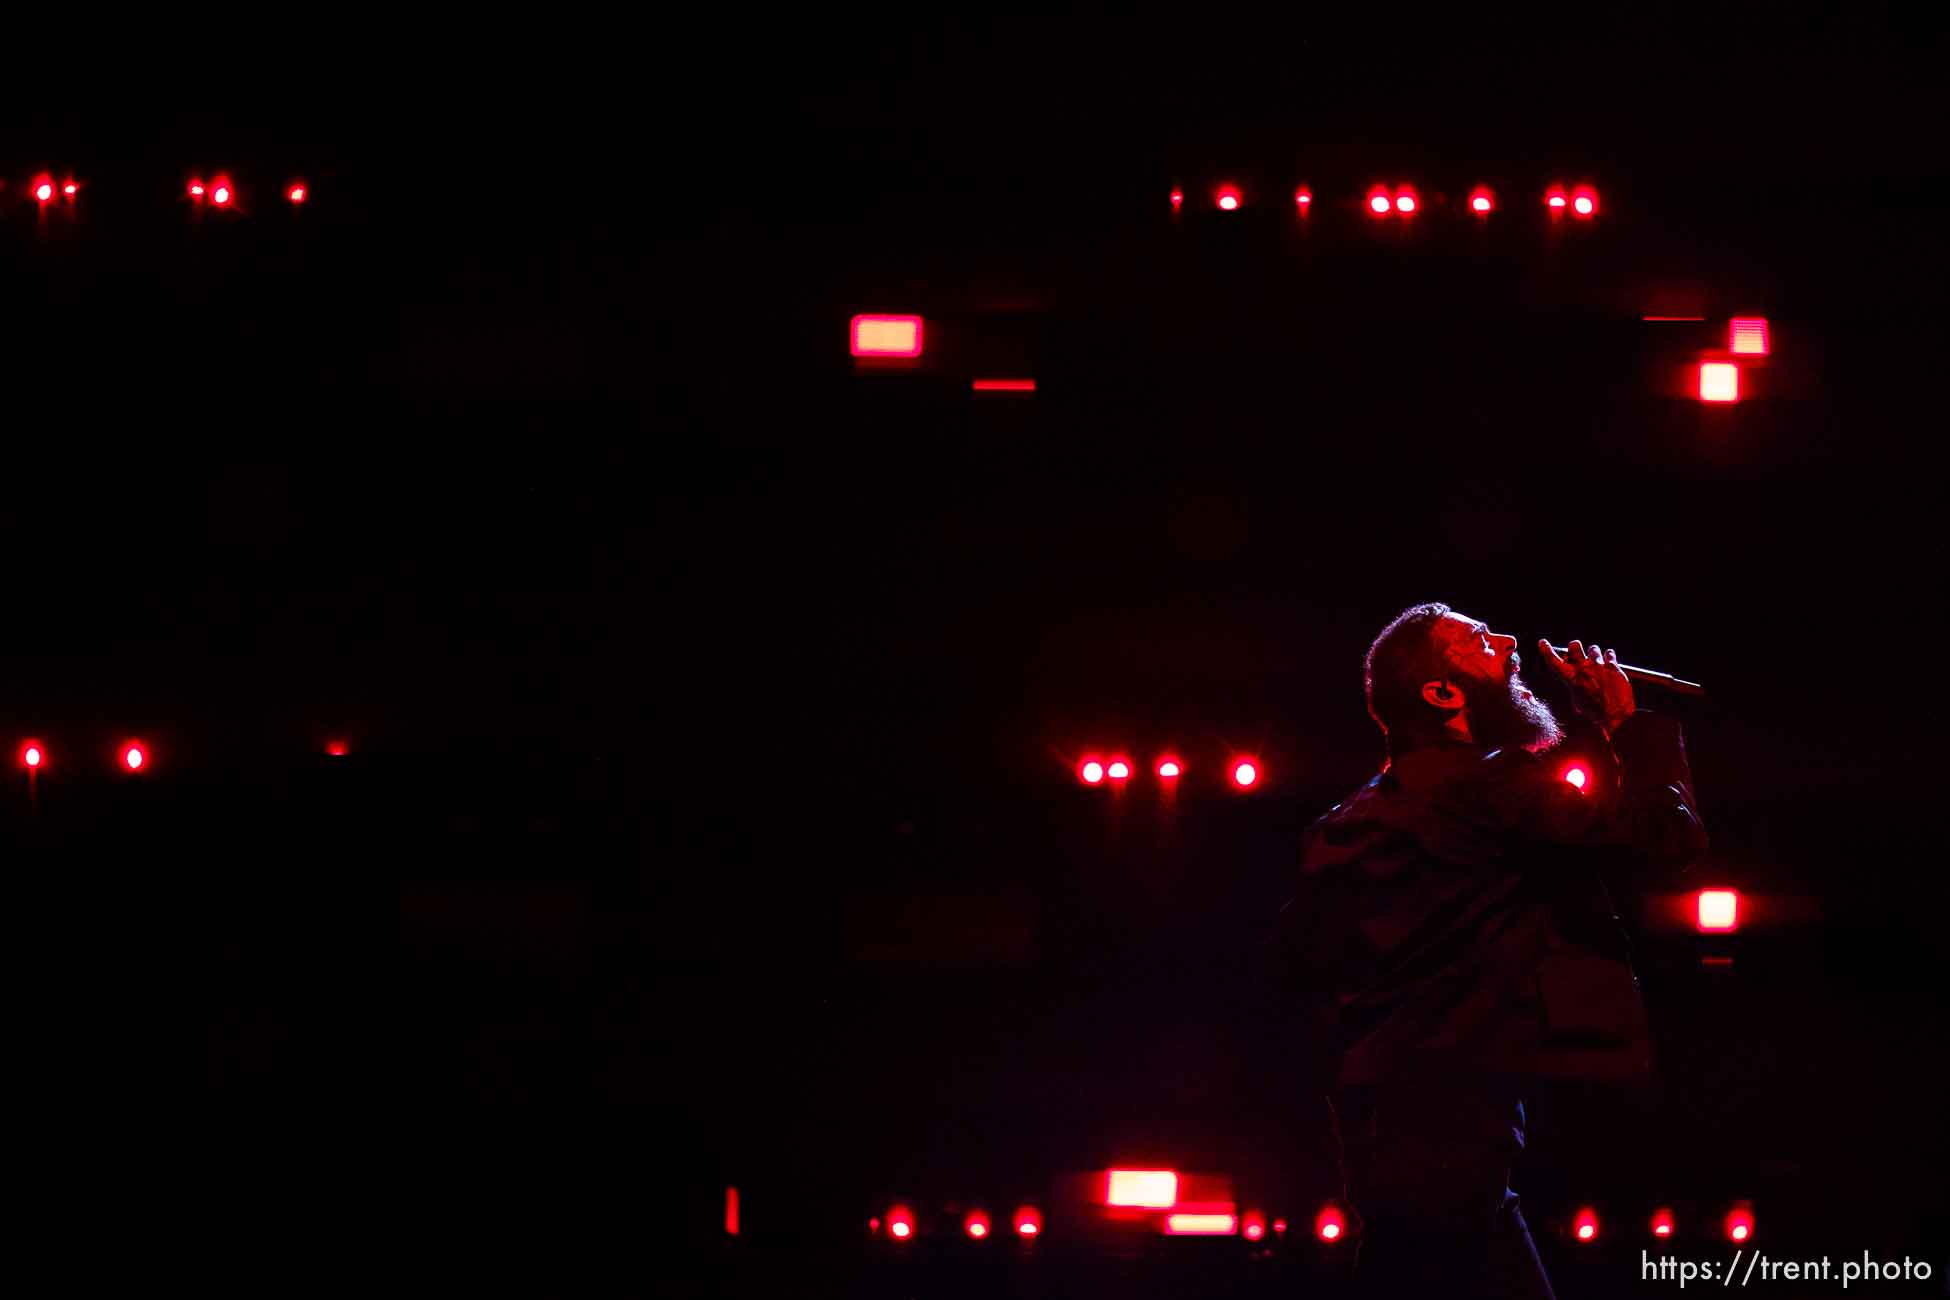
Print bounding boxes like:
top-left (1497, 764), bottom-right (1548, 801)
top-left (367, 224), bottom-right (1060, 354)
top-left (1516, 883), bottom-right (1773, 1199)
top-left (1497, 711), bottom-right (1708, 884)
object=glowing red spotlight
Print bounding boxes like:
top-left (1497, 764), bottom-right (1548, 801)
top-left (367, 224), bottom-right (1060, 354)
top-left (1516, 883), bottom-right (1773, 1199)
top-left (1014, 1206), bottom-right (1042, 1238)
top-left (1574, 1208), bottom-right (1600, 1242)
top-left (1107, 1169), bottom-right (1178, 1208)
top-left (1546, 188), bottom-right (1567, 210)
top-left (1572, 187), bottom-right (1599, 217)
top-left (888, 1205), bottom-right (915, 1240)
top-left (850, 314), bottom-right (923, 358)
top-left (1165, 1212), bottom-right (1237, 1236)
top-left (1651, 1209), bottom-right (1675, 1239)
top-left (1215, 184), bottom-right (1241, 211)
top-left (123, 743), bottom-right (147, 771)
top-left (1169, 187), bottom-right (1183, 210)
top-left (21, 742), bottom-right (44, 770)
top-left (287, 183), bottom-right (307, 204)
top-left (1106, 759), bottom-right (1132, 781)
top-left (1394, 192), bottom-right (1417, 214)
top-left (1242, 1211), bottom-right (1266, 1242)
top-left (1725, 1208), bottom-right (1754, 1242)
top-left (325, 740), bottom-right (349, 758)
top-left (211, 184), bottom-right (232, 206)
top-left (1156, 757), bottom-right (1181, 779)
top-left (965, 1211), bottom-right (990, 1239)
top-left (1368, 189), bottom-right (1392, 215)
top-left (188, 181), bottom-right (206, 199)
top-left (1469, 187), bottom-right (1495, 214)
top-left (1315, 1205), bottom-right (1346, 1242)
top-left (62, 182), bottom-right (77, 197)
top-left (725, 1186), bottom-right (740, 1236)
top-left (34, 181), bottom-right (54, 204)
top-left (1272, 1218), bottom-right (1287, 1236)
top-left (1080, 760), bottom-right (1105, 785)
top-left (1699, 362), bottom-right (1740, 403)
top-left (1231, 759), bottom-right (1259, 789)
top-left (1472, 196), bottom-right (1491, 212)
top-left (1697, 888), bottom-right (1739, 933)
top-left (1294, 187), bottom-right (1312, 208)
top-left (1729, 317), bottom-right (1770, 355)
top-left (1564, 765), bottom-right (1589, 791)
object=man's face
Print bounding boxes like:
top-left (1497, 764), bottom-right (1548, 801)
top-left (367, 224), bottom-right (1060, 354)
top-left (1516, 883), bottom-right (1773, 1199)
top-left (1433, 612), bottom-right (1562, 752)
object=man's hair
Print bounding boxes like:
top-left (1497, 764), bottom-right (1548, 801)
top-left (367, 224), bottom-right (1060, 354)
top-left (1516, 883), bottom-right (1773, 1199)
top-left (1364, 601), bottom-right (1456, 752)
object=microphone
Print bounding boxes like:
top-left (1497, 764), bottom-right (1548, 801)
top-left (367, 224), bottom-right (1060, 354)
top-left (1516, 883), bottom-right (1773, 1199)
top-left (1546, 647), bottom-right (1706, 697)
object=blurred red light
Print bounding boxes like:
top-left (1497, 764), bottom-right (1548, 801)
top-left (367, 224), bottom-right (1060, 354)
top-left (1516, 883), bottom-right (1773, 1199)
top-left (1572, 188), bottom-right (1599, 217)
top-left (1216, 184), bottom-right (1241, 211)
top-left (1242, 1211), bottom-right (1266, 1241)
top-left (1106, 759), bottom-right (1131, 780)
top-left (212, 185), bottom-right (232, 206)
top-left (851, 314), bottom-right (923, 358)
top-left (1730, 317), bottom-right (1770, 355)
top-left (1315, 1205), bottom-right (1345, 1242)
top-left (1546, 189), bottom-right (1567, 209)
top-left (1014, 1206), bottom-right (1042, 1237)
top-left (1080, 760), bottom-right (1105, 785)
top-left (1697, 888), bottom-right (1739, 932)
top-left (326, 740), bottom-right (349, 757)
top-left (1368, 190), bottom-right (1392, 215)
top-left (34, 182), bottom-right (53, 203)
top-left (890, 1220), bottom-right (911, 1239)
top-left (188, 181), bottom-right (206, 198)
top-left (1651, 1209), bottom-right (1675, 1238)
top-left (1469, 186), bottom-right (1494, 213)
top-left (288, 183), bottom-right (307, 204)
top-left (62, 182), bottom-right (78, 197)
top-left (1472, 196), bottom-right (1491, 212)
top-left (1169, 188), bottom-right (1183, 209)
top-left (1699, 363), bottom-right (1740, 403)
top-left (1726, 1208), bottom-right (1754, 1242)
top-left (965, 1211), bottom-right (990, 1239)
top-left (1294, 188), bottom-right (1312, 207)
top-left (1272, 1218), bottom-right (1287, 1235)
top-left (1165, 1213), bottom-right (1237, 1236)
top-left (725, 1186), bottom-right (740, 1236)
top-left (1394, 193), bottom-right (1416, 214)
top-left (1575, 1208), bottom-right (1600, 1242)
top-left (1107, 1169), bottom-right (1178, 1208)
top-left (1232, 760), bottom-right (1259, 788)
top-left (21, 743), bottom-right (43, 769)
top-left (971, 379), bottom-right (1036, 392)
top-left (888, 1205), bottom-right (915, 1240)
top-left (124, 744), bottom-right (147, 771)
top-left (1156, 758), bottom-right (1181, 778)
top-left (1564, 765), bottom-right (1588, 790)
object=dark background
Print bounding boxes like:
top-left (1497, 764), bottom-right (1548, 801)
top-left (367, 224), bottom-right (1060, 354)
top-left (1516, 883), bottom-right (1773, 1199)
top-left (5, 8), bottom-right (1946, 1292)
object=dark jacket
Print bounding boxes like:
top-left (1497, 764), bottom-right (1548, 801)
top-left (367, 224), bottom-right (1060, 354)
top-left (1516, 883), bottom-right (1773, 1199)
top-left (1276, 711), bottom-right (1707, 1088)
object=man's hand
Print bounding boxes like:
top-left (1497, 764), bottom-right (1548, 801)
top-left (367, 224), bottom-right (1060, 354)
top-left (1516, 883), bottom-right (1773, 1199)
top-left (1539, 639), bottom-right (1635, 736)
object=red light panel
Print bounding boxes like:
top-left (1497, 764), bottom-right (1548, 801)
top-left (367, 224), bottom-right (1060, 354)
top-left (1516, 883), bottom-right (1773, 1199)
top-left (1080, 759), bottom-right (1105, 785)
top-left (1165, 1212), bottom-right (1237, 1236)
top-left (1697, 889), bottom-right (1739, 932)
top-left (1729, 317), bottom-right (1770, 355)
top-left (1699, 362), bottom-right (1739, 403)
top-left (1315, 1205), bottom-right (1345, 1242)
top-left (1014, 1206), bottom-right (1042, 1237)
top-left (1231, 759), bottom-right (1259, 789)
top-left (325, 740), bottom-right (349, 757)
top-left (851, 314), bottom-right (923, 358)
top-left (965, 1211), bottom-right (990, 1239)
top-left (725, 1186), bottom-right (740, 1236)
top-left (972, 379), bottom-right (1036, 392)
top-left (888, 1205), bottom-right (915, 1240)
top-left (1564, 765), bottom-right (1588, 790)
top-left (1574, 1208), bottom-right (1600, 1242)
top-left (1107, 1169), bottom-right (1178, 1208)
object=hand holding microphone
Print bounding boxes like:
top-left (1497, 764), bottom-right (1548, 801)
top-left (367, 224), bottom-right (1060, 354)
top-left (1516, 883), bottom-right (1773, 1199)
top-left (1539, 640), bottom-right (1638, 736)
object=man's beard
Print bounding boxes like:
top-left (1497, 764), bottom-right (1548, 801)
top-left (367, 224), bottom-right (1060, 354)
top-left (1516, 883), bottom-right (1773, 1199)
top-left (1474, 669), bottom-right (1564, 754)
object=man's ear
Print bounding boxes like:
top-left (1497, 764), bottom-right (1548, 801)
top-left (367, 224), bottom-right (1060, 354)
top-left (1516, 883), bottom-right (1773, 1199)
top-left (1421, 680), bottom-right (1465, 713)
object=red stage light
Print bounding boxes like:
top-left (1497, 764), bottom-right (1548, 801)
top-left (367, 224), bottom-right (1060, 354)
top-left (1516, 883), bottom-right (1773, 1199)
top-left (1014, 1206), bottom-right (1042, 1237)
top-left (1165, 1212), bottom-right (1237, 1236)
top-left (1699, 362), bottom-right (1739, 403)
top-left (1564, 765), bottom-right (1588, 790)
top-left (212, 184), bottom-right (232, 206)
top-left (1106, 759), bottom-right (1131, 781)
top-left (34, 181), bottom-right (54, 203)
top-left (1216, 184), bottom-right (1241, 211)
top-left (1272, 1218), bottom-right (1287, 1235)
top-left (1170, 187), bottom-right (1183, 210)
top-left (965, 1211), bottom-right (990, 1239)
top-left (1156, 757), bottom-right (1181, 779)
top-left (971, 379), bottom-right (1036, 392)
top-left (1469, 187), bottom-right (1495, 213)
top-left (1395, 192), bottom-right (1417, 214)
top-left (1572, 188), bottom-right (1599, 217)
top-left (188, 181), bottom-right (206, 199)
top-left (1368, 190), bottom-right (1392, 215)
top-left (1242, 1211), bottom-right (1266, 1241)
top-left (1294, 187), bottom-right (1312, 208)
top-left (725, 1186), bottom-right (740, 1236)
top-left (1729, 317), bottom-right (1770, 355)
top-left (1574, 1208), bottom-right (1600, 1242)
top-left (325, 740), bottom-right (349, 757)
top-left (21, 743), bottom-right (43, 769)
top-left (888, 1205), bottom-right (915, 1240)
top-left (124, 743), bottom-right (147, 771)
top-left (288, 183), bottom-right (307, 204)
top-left (1315, 1205), bottom-right (1345, 1242)
top-left (63, 182), bottom-right (78, 197)
top-left (1546, 188), bottom-right (1567, 210)
top-left (1726, 1208), bottom-right (1754, 1242)
top-left (1107, 1169), bottom-right (1178, 1208)
top-left (1697, 888), bottom-right (1739, 932)
top-left (1080, 760), bottom-right (1105, 785)
top-left (850, 314), bottom-right (923, 358)
top-left (1651, 1209), bottom-right (1675, 1238)
top-left (1232, 760), bottom-right (1259, 788)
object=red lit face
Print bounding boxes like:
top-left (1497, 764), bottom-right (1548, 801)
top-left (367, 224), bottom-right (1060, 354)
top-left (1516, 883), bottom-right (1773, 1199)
top-left (1427, 612), bottom-right (1563, 752)
top-left (1432, 612), bottom-right (1520, 688)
